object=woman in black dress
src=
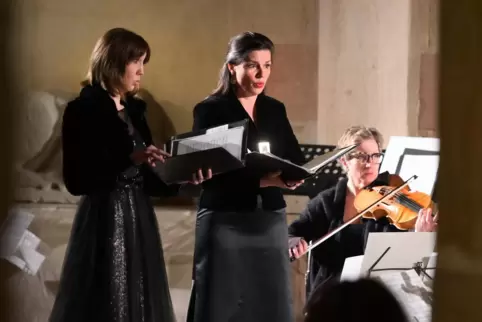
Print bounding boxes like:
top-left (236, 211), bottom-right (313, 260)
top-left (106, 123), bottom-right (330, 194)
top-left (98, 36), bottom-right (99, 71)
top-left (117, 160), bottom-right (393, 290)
top-left (49, 28), bottom-right (206, 322)
top-left (288, 126), bottom-right (438, 299)
top-left (187, 32), bottom-right (305, 322)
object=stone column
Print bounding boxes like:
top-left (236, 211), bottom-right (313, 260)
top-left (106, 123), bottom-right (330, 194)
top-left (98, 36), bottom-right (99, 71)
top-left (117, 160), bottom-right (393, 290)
top-left (432, 1), bottom-right (482, 322)
top-left (317, 0), bottom-right (413, 145)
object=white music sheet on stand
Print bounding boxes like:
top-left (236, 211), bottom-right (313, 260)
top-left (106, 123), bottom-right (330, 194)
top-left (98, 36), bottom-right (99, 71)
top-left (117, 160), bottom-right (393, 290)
top-left (373, 270), bottom-right (433, 322)
top-left (361, 232), bottom-right (436, 273)
top-left (361, 232), bottom-right (436, 322)
top-left (398, 154), bottom-right (439, 195)
top-left (340, 255), bottom-right (364, 282)
top-left (380, 136), bottom-right (439, 195)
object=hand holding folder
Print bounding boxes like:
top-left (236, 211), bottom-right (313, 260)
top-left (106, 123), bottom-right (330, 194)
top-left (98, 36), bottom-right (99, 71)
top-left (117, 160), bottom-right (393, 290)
top-left (260, 171), bottom-right (305, 190)
top-left (245, 144), bottom-right (358, 182)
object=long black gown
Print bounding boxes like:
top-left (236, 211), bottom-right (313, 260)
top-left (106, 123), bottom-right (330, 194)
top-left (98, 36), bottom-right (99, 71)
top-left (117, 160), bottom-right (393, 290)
top-left (49, 84), bottom-right (177, 322)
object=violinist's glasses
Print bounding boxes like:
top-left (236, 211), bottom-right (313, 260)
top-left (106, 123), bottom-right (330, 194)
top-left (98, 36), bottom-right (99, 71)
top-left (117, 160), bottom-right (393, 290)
top-left (347, 152), bottom-right (384, 164)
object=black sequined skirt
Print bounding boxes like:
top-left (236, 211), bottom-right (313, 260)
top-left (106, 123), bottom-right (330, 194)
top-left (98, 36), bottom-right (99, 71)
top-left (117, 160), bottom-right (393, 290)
top-left (49, 169), bottom-right (175, 322)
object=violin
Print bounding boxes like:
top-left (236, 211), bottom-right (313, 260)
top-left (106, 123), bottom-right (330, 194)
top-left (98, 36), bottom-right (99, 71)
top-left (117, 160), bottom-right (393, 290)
top-left (354, 174), bottom-right (438, 231)
top-left (289, 174), bottom-right (437, 262)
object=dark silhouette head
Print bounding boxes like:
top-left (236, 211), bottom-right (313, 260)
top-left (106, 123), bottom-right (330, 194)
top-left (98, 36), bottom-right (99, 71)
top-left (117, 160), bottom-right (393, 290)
top-left (304, 278), bottom-right (409, 322)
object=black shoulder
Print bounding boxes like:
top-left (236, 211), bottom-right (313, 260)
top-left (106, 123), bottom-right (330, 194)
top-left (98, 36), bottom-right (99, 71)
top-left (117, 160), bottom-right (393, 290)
top-left (261, 94), bottom-right (284, 106)
top-left (63, 96), bottom-right (93, 120)
top-left (311, 184), bottom-right (337, 205)
top-left (193, 95), bottom-right (226, 115)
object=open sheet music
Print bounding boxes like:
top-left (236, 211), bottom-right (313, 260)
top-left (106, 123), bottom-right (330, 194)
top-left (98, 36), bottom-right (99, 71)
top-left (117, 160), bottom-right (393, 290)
top-left (155, 119), bottom-right (356, 183)
top-left (355, 232), bottom-right (437, 322)
top-left (373, 270), bottom-right (433, 322)
top-left (169, 120), bottom-right (248, 159)
top-left (154, 120), bottom-right (248, 184)
top-left (172, 122), bottom-right (247, 160)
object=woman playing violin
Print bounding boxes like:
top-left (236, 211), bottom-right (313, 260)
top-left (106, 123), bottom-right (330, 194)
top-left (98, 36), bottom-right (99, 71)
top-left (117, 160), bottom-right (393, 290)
top-left (288, 125), bottom-right (438, 297)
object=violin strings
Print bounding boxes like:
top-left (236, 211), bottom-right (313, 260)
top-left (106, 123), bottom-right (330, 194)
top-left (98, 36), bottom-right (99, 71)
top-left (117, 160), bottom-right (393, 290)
top-left (378, 188), bottom-right (424, 216)
top-left (395, 194), bottom-right (422, 212)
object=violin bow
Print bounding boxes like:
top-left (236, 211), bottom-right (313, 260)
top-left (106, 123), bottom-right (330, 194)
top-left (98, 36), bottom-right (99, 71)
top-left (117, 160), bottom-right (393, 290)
top-left (290, 175), bottom-right (418, 262)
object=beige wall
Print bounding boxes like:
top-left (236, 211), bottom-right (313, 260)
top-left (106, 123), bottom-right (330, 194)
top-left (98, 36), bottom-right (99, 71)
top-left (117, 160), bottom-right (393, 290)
top-left (11, 0), bottom-right (319, 146)
top-left (316, 0), bottom-right (439, 146)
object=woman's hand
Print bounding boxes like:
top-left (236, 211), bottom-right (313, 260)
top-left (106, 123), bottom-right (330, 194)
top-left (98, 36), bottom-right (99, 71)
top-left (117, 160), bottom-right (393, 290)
top-left (189, 168), bottom-right (213, 185)
top-left (415, 208), bottom-right (438, 232)
top-left (260, 171), bottom-right (304, 190)
top-left (289, 237), bottom-right (308, 259)
top-left (131, 145), bottom-right (170, 166)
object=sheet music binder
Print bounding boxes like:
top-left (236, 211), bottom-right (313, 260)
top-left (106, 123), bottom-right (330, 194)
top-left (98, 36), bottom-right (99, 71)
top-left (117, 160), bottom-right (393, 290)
top-left (154, 119), bottom-right (356, 184)
top-left (245, 144), bottom-right (358, 181)
top-left (154, 120), bottom-right (249, 184)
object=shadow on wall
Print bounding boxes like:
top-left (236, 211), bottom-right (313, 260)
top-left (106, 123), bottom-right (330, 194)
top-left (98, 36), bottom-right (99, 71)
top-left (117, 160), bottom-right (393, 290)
top-left (12, 88), bottom-right (197, 205)
top-left (137, 89), bottom-right (200, 205)
top-left (137, 89), bottom-right (177, 146)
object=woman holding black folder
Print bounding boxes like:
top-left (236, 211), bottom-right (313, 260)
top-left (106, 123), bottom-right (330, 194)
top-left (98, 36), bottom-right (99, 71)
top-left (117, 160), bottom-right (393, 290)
top-left (50, 28), bottom-right (206, 322)
top-left (187, 32), bottom-right (305, 322)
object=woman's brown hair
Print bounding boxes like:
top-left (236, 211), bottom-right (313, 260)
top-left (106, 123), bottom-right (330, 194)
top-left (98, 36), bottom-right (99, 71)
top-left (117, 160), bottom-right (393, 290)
top-left (82, 27), bottom-right (150, 96)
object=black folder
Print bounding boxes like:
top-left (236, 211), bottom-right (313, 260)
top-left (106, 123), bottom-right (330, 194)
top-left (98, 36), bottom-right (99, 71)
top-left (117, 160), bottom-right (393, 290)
top-left (153, 118), bottom-right (357, 184)
top-left (153, 147), bottom-right (245, 184)
top-left (244, 144), bottom-right (358, 182)
top-left (154, 120), bottom-right (249, 184)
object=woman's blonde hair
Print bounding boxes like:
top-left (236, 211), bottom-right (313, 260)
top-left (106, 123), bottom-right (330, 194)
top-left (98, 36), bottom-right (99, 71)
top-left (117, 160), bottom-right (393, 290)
top-left (337, 125), bottom-right (383, 150)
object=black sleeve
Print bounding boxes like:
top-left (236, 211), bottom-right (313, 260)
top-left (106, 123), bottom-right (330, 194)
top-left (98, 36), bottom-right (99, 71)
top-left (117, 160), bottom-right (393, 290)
top-left (279, 103), bottom-right (305, 165)
top-left (61, 101), bottom-right (133, 196)
top-left (192, 101), bottom-right (221, 131)
top-left (288, 193), bottom-right (331, 243)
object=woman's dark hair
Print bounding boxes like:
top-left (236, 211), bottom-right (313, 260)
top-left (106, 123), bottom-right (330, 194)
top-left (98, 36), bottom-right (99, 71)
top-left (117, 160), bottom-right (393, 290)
top-left (304, 278), bottom-right (409, 322)
top-left (212, 31), bottom-right (274, 96)
top-left (82, 27), bottom-right (151, 96)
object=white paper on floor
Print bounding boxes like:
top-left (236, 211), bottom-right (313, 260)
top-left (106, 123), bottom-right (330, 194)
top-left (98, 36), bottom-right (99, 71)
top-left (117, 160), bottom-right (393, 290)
top-left (0, 207), bottom-right (46, 275)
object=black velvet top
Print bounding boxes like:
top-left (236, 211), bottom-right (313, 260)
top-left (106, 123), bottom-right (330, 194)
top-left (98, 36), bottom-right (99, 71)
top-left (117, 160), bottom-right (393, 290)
top-left (61, 84), bottom-right (178, 197)
top-left (192, 90), bottom-right (305, 212)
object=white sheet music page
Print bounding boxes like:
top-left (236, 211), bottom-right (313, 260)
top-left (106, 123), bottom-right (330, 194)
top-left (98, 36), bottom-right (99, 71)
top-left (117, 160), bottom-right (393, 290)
top-left (176, 126), bottom-right (245, 159)
top-left (361, 232), bottom-right (436, 273)
top-left (340, 255), bottom-right (364, 282)
top-left (372, 270), bottom-right (433, 322)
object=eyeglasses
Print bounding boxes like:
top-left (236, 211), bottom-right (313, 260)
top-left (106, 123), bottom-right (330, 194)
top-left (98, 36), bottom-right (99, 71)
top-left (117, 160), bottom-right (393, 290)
top-left (347, 152), bottom-right (384, 164)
